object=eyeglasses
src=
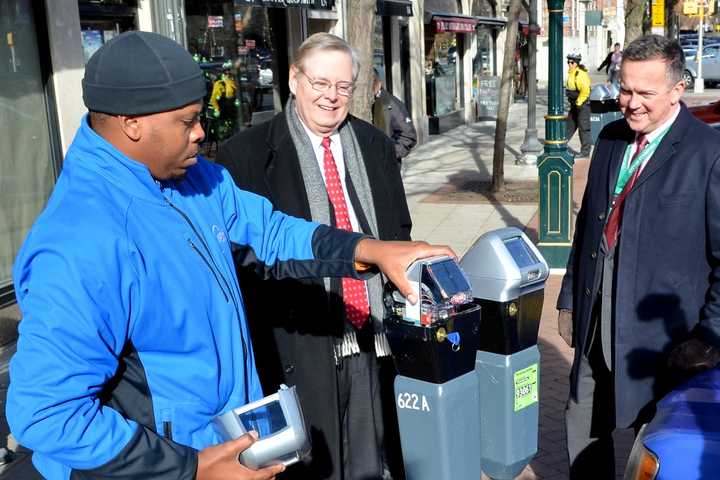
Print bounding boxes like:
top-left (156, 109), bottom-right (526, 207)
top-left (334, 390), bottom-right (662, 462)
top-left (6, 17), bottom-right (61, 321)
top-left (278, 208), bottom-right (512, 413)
top-left (298, 69), bottom-right (355, 97)
top-left (567, 60), bottom-right (576, 65)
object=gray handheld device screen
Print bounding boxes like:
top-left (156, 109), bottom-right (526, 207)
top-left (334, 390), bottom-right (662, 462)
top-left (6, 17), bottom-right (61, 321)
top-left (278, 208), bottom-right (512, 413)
top-left (213, 385), bottom-right (310, 470)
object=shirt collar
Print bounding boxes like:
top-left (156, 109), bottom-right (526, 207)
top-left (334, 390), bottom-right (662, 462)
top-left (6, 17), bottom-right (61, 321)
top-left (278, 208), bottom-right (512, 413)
top-left (295, 107), bottom-right (340, 148)
top-left (641, 104), bottom-right (681, 143)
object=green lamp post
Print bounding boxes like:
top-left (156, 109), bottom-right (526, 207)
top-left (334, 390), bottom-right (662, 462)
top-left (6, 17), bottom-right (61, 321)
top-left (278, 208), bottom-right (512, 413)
top-left (537, 0), bottom-right (574, 269)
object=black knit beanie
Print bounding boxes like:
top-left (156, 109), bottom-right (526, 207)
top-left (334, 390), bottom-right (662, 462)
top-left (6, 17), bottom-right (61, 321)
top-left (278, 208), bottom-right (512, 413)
top-left (82, 31), bottom-right (206, 115)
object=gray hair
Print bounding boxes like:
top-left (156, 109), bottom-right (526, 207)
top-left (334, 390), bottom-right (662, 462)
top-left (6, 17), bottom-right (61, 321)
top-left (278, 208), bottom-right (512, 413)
top-left (293, 33), bottom-right (360, 81)
top-left (622, 35), bottom-right (685, 86)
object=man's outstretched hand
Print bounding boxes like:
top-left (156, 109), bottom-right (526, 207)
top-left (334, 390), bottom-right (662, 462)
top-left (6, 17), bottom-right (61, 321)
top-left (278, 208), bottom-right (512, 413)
top-left (354, 239), bottom-right (456, 304)
top-left (197, 432), bottom-right (285, 480)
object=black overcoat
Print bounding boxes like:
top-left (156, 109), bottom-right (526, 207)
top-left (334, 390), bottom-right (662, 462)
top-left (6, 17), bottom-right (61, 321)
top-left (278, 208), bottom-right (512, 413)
top-left (215, 112), bottom-right (411, 478)
top-left (557, 105), bottom-right (720, 427)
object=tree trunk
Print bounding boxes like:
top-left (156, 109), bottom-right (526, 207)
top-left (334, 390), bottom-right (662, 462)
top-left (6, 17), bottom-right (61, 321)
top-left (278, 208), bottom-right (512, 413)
top-left (624, 0), bottom-right (646, 46)
top-left (491, 0), bottom-right (522, 193)
top-left (346, 0), bottom-right (376, 122)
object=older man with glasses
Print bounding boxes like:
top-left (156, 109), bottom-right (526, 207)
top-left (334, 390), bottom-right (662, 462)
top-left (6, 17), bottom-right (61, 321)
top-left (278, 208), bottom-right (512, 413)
top-left (216, 33), bottom-right (410, 480)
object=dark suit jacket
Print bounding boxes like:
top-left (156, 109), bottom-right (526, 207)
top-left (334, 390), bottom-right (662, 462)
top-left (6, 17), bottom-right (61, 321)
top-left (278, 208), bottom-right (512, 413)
top-left (215, 112), bottom-right (411, 479)
top-left (557, 105), bottom-right (720, 427)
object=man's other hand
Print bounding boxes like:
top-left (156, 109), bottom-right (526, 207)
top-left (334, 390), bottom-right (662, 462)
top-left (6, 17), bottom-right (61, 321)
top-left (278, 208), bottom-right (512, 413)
top-left (197, 432), bottom-right (285, 480)
top-left (668, 338), bottom-right (720, 373)
top-left (558, 309), bottom-right (573, 347)
top-left (354, 239), bottom-right (456, 304)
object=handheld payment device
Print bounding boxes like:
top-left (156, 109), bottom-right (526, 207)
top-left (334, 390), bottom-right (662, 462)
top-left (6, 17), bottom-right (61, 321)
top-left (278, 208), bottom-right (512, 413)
top-left (213, 385), bottom-right (310, 470)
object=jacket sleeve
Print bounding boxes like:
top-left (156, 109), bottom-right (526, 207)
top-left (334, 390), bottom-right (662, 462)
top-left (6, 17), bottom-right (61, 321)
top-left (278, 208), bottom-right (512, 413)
top-left (8, 236), bottom-right (197, 478)
top-left (576, 70), bottom-right (591, 106)
top-left (698, 155), bottom-right (720, 347)
top-left (557, 163), bottom-right (592, 311)
top-left (215, 164), bottom-right (366, 280)
top-left (389, 97), bottom-right (417, 159)
top-left (597, 53), bottom-right (611, 73)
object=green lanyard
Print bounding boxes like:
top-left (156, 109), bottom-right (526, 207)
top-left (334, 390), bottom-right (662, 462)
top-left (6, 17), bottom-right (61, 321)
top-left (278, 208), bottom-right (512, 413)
top-left (613, 126), bottom-right (671, 196)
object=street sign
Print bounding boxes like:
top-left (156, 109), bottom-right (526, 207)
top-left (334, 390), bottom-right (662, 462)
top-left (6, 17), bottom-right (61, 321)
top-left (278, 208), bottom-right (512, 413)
top-left (652, 0), bottom-right (665, 26)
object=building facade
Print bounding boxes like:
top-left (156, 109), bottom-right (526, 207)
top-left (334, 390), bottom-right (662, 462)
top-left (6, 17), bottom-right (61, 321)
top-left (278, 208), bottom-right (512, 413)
top-left (1, 0), bottom-right (516, 305)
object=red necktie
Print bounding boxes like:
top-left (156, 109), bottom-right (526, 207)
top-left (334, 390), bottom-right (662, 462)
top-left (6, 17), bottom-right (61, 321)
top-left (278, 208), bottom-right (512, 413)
top-left (603, 135), bottom-right (648, 251)
top-left (321, 137), bottom-right (370, 329)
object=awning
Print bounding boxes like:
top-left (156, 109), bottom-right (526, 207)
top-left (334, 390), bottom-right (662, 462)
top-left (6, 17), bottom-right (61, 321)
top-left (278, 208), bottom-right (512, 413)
top-left (376, 0), bottom-right (413, 16)
top-left (477, 16), bottom-right (507, 28)
top-left (235, 0), bottom-right (335, 9)
top-left (430, 13), bottom-right (479, 33)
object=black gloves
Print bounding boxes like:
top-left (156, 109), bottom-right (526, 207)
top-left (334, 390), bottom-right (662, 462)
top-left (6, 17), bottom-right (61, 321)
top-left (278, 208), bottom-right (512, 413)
top-left (668, 338), bottom-right (720, 373)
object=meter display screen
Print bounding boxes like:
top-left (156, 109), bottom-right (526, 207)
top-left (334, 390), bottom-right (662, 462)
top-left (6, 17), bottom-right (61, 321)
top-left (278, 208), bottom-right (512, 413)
top-left (237, 401), bottom-right (287, 438)
top-left (426, 259), bottom-right (472, 298)
top-left (504, 237), bottom-right (538, 268)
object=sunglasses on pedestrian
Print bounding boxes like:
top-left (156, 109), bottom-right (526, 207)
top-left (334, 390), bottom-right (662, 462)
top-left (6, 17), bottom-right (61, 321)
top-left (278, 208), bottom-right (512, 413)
top-left (567, 60), bottom-right (576, 65)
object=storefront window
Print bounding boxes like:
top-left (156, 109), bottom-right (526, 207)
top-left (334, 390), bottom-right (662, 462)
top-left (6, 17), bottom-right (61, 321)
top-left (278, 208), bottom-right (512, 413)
top-left (185, 1), bottom-right (284, 152)
top-left (78, 0), bottom-right (138, 63)
top-left (426, 32), bottom-right (459, 116)
top-left (0, 0), bottom-right (57, 295)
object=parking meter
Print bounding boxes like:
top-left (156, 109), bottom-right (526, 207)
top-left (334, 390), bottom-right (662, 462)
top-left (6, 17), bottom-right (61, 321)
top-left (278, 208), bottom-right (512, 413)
top-left (213, 385), bottom-right (311, 470)
top-left (384, 256), bottom-right (483, 480)
top-left (460, 227), bottom-right (549, 480)
top-left (589, 83), bottom-right (622, 143)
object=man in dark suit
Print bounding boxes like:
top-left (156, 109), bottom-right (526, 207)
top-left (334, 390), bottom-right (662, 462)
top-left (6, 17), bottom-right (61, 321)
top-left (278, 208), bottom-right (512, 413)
top-left (556, 35), bottom-right (720, 478)
top-left (372, 68), bottom-right (417, 162)
top-left (216, 33), bottom-right (410, 480)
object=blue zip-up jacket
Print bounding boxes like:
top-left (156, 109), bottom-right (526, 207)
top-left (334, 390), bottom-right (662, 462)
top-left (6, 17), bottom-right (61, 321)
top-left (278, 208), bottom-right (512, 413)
top-left (7, 116), bottom-right (365, 479)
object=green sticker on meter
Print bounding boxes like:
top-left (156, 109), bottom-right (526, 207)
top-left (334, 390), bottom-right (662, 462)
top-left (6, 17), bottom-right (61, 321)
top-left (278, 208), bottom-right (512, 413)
top-left (513, 363), bottom-right (539, 411)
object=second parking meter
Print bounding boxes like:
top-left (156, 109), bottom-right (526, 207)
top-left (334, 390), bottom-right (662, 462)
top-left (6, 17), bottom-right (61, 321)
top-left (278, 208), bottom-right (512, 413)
top-left (460, 227), bottom-right (549, 480)
top-left (589, 83), bottom-right (622, 143)
top-left (384, 256), bottom-right (483, 480)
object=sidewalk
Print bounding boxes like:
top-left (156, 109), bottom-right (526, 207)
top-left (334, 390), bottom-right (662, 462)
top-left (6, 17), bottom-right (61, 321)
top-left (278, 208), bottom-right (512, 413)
top-left (1, 85), bottom-right (718, 478)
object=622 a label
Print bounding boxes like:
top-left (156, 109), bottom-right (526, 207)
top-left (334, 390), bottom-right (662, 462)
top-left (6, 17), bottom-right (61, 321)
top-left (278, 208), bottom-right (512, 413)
top-left (397, 392), bottom-right (430, 412)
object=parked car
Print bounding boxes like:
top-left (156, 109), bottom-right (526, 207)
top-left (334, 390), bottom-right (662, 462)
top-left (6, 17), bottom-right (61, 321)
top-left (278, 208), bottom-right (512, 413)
top-left (689, 101), bottom-right (720, 129)
top-left (624, 366), bottom-right (720, 480)
top-left (683, 44), bottom-right (720, 88)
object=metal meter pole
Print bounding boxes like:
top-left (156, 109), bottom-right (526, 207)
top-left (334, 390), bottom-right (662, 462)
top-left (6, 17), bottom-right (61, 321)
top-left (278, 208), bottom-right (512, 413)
top-left (537, 0), bottom-right (574, 269)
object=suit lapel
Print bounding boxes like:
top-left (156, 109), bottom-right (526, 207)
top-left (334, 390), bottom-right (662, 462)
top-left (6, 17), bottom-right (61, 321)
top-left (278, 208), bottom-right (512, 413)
top-left (607, 123), bottom-right (635, 196)
top-left (263, 115), bottom-right (314, 220)
top-left (631, 105), bottom-right (689, 191)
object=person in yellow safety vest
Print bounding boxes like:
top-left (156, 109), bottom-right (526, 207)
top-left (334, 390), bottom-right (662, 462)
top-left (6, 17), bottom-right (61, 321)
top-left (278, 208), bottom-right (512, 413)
top-left (209, 63), bottom-right (239, 141)
top-left (565, 53), bottom-right (592, 158)
top-left (209, 67), bottom-right (237, 113)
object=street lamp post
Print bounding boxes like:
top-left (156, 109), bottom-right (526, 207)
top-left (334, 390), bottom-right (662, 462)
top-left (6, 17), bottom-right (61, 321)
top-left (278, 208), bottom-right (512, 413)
top-left (537, 0), bottom-right (574, 270)
top-left (519, 0), bottom-right (544, 164)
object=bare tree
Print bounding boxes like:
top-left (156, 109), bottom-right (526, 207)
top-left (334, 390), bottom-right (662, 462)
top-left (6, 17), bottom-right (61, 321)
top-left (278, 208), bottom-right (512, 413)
top-left (346, 0), bottom-right (376, 122)
top-left (625, 0), bottom-right (646, 45)
top-left (491, 0), bottom-right (522, 193)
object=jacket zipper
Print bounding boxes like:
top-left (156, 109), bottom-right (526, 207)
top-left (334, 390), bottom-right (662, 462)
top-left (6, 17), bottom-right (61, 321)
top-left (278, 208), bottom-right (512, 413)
top-left (164, 196), bottom-right (251, 402)
top-left (188, 240), bottom-right (229, 302)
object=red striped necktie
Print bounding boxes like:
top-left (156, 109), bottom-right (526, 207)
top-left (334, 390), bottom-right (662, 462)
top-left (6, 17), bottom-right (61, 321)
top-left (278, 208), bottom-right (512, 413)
top-left (603, 134), bottom-right (648, 251)
top-left (321, 137), bottom-right (370, 329)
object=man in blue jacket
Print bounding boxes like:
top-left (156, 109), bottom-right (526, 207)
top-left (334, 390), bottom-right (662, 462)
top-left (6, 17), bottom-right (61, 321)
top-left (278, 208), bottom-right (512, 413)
top-left (7, 31), bottom-right (451, 480)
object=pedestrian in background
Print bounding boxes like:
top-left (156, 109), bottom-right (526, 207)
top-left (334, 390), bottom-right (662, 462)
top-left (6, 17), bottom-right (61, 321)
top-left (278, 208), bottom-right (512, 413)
top-left (7, 31), bottom-right (452, 480)
top-left (372, 68), bottom-right (417, 163)
top-left (557, 34), bottom-right (720, 478)
top-left (598, 42), bottom-right (622, 85)
top-left (216, 33), bottom-right (410, 480)
top-left (565, 53), bottom-right (592, 158)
